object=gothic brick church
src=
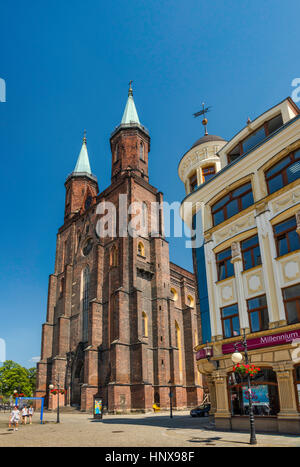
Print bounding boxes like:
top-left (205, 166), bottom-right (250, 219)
top-left (36, 84), bottom-right (203, 412)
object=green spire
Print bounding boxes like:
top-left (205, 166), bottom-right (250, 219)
top-left (74, 130), bottom-right (92, 174)
top-left (121, 81), bottom-right (140, 125)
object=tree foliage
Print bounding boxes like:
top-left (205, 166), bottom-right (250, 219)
top-left (0, 361), bottom-right (36, 397)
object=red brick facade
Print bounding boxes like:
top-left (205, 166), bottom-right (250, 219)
top-left (36, 119), bottom-right (203, 413)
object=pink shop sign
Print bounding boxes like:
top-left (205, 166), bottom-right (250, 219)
top-left (222, 329), bottom-right (300, 355)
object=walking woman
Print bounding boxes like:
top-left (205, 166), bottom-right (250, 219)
top-left (28, 405), bottom-right (34, 424)
top-left (21, 405), bottom-right (28, 425)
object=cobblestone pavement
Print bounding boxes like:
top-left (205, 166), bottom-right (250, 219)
top-left (0, 411), bottom-right (299, 447)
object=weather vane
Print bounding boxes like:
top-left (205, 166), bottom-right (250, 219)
top-left (128, 80), bottom-right (133, 95)
top-left (193, 103), bottom-right (212, 136)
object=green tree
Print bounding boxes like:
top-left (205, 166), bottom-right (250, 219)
top-left (26, 367), bottom-right (37, 395)
top-left (0, 361), bottom-right (33, 397)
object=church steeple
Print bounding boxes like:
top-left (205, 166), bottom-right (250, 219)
top-left (64, 132), bottom-right (99, 220)
top-left (73, 130), bottom-right (92, 175)
top-left (110, 83), bottom-right (150, 183)
top-left (121, 81), bottom-right (141, 125)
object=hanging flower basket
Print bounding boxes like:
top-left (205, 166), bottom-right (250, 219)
top-left (233, 363), bottom-right (260, 378)
top-left (13, 393), bottom-right (25, 398)
top-left (50, 389), bottom-right (66, 395)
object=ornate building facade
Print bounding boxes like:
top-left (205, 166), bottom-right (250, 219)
top-left (36, 85), bottom-right (203, 413)
top-left (179, 97), bottom-right (300, 433)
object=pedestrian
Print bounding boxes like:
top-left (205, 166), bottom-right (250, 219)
top-left (9, 406), bottom-right (20, 431)
top-left (28, 405), bottom-right (34, 424)
top-left (21, 405), bottom-right (28, 425)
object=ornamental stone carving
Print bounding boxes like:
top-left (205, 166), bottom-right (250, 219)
top-left (296, 211), bottom-right (300, 237)
top-left (231, 242), bottom-right (242, 263)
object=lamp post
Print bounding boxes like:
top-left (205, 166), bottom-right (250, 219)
top-left (231, 330), bottom-right (257, 446)
top-left (49, 380), bottom-right (60, 424)
top-left (168, 380), bottom-right (173, 419)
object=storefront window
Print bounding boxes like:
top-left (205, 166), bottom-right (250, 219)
top-left (228, 368), bottom-right (280, 416)
top-left (294, 365), bottom-right (300, 412)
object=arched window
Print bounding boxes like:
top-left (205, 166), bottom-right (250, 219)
top-left (76, 231), bottom-right (81, 251)
top-left (110, 245), bottom-right (118, 267)
top-left (228, 368), bottom-right (280, 416)
top-left (187, 295), bottom-right (195, 308)
top-left (189, 172), bottom-right (198, 192)
top-left (142, 202), bottom-right (148, 233)
top-left (265, 148), bottom-right (300, 195)
top-left (202, 165), bottom-right (216, 183)
top-left (211, 182), bottom-right (254, 226)
top-left (115, 144), bottom-right (119, 163)
top-left (142, 312), bottom-right (148, 337)
top-left (140, 142), bottom-right (144, 161)
top-left (138, 242), bottom-right (145, 257)
top-left (60, 277), bottom-right (65, 297)
top-left (170, 288), bottom-right (178, 302)
top-left (82, 266), bottom-right (90, 342)
top-left (175, 321), bottom-right (183, 383)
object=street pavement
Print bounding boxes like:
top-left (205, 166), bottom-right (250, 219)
top-left (0, 410), bottom-right (299, 447)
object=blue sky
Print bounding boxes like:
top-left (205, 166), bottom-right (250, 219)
top-left (0, 0), bottom-right (299, 368)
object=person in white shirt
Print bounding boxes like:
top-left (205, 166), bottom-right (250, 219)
top-left (9, 406), bottom-right (20, 431)
top-left (21, 406), bottom-right (28, 425)
top-left (28, 405), bottom-right (34, 424)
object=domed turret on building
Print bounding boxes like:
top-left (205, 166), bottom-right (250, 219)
top-left (178, 132), bottom-right (227, 195)
top-left (178, 105), bottom-right (227, 194)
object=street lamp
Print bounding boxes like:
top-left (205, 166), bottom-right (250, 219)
top-left (49, 382), bottom-right (60, 424)
top-left (168, 380), bottom-right (173, 419)
top-left (231, 330), bottom-right (257, 446)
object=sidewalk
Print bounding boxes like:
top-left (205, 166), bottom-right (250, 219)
top-left (0, 411), bottom-right (299, 447)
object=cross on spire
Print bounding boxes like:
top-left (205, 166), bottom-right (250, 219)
top-left (128, 80), bottom-right (133, 96)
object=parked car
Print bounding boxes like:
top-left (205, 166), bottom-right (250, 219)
top-left (190, 403), bottom-right (211, 417)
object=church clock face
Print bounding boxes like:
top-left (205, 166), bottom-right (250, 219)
top-left (82, 238), bottom-right (93, 256)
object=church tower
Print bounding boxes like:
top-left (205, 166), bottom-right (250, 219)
top-left (36, 84), bottom-right (203, 413)
top-left (110, 82), bottom-right (150, 183)
top-left (64, 133), bottom-right (99, 220)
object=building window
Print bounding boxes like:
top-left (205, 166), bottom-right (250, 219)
top-left (110, 245), bottom-right (118, 267)
top-left (175, 321), bottom-right (183, 383)
top-left (228, 368), bottom-right (280, 416)
top-left (265, 149), bottom-right (300, 195)
top-left (140, 142), bottom-right (144, 161)
top-left (216, 248), bottom-right (234, 281)
top-left (187, 295), bottom-right (195, 308)
top-left (142, 202), bottom-right (148, 233)
top-left (211, 182), bottom-right (254, 226)
top-left (247, 295), bottom-right (269, 332)
top-left (282, 284), bottom-right (300, 325)
top-left (82, 266), bottom-right (90, 342)
top-left (274, 216), bottom-right (300, 257)
top-left (137, 242), bottom-right (145, 257)
top-left (142, 312), bottom-right (148, 337)
top-left (189, 172), bottom-right (198, 192)
top-left (227, 114), bottom-right (283, 163)
top-left (221, 304), bottom-right (240, 339)
top-left (60, 277), bottom-right (65, 297)
top-left (170, 288), bottom-right (178, 302)
top-left (294, 365), bottom-right (300, 412)
top-left (241, 235), bottom-right (262, 270)
top-left (114, 144), bottom-right (119, 163)
top-left (202, 165), bottom-right (215, 183)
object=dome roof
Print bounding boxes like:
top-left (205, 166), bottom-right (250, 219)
top-left (191, 134), bottom-right (225, 149)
